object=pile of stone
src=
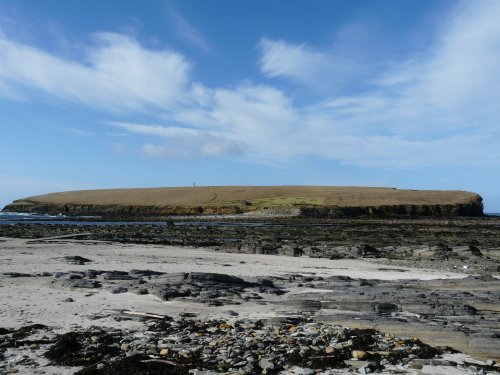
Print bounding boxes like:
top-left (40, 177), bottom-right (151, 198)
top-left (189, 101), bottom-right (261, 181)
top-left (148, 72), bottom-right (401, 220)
top-left (2, 319), bottom-right (498, 374)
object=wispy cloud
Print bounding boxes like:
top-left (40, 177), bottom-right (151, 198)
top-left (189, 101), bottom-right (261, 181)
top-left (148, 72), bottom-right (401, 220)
top-left (258, 38), bottom-right (328, 83)
top-left (141, 134), bottom-right (245, 160)
top-left (170, 9), bottom-right (211, 52)
top-left (258, 38), bottom-right (366, 94)
top-left (0, 32), bottom-right (190, 112)
top-left (1, 0), bottom-right (500, 169)
top-left (56, 127), bottom-right (94, 136)
top-left (257, 29), bottom-right (374, 94)
top-left (109, 121), bottom-right (247, 160)
top-left (110, 121), bottom-right (200, 137)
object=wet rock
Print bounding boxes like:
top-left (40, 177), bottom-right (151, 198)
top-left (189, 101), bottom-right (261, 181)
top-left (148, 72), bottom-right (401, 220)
top-left (111, 287), bottom-right (128, 294)
top-left (186, 272), bottom-right (251, 286)
top-left (63, 256), bottom-right (92, 265)
top-left (149, 286), bottom-right (190, 301)
top-left (56, 279), bottom-right (101, 289)
top-left (373, 302), bottom-right (399, 315)
top-left (103, 271), bottom-right (138, 281)
top-left (179, 312), bottom-right (198, 318)
top-left (65, 273), bottom-right (83, 280)
top-left (2, 272), bottom-right (31, 278)
top-left (129, 269), bottom-right (165, 277)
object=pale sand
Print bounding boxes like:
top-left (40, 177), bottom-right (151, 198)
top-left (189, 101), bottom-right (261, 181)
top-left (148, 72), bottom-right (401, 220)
top-left (0, 237), bottom-right (467, 331)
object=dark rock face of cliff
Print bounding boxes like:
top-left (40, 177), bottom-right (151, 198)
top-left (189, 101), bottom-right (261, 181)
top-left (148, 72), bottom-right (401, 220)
top-left (2, 201), bottom-right (246, 216)
top-left (299, 200), bottom-right (484, 218)
top-left (3, 199), bottom-right (484, 218)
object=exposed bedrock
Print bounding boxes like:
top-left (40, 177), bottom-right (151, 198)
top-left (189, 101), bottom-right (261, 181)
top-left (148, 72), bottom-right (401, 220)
top-left (3, 200), bottom-right (484, 217)
top-left (1, 217), bottom-right (500, 272)
top-left (285, 275), bottom-right (500, 362)
top-left (2, 201), bottom-right (246, 216)
top-left (26, 269), bottom-right (500, 362)
top-left (299, 201), bottom-right (484, 218)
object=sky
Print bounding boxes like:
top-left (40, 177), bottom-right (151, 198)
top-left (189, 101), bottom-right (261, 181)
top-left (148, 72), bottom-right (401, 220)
top-left (1, 0), bottom-right (500, 211)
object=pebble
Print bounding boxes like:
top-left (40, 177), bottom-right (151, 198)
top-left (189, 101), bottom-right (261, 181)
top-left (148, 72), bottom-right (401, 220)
top-left (352, 350), bottom-right (369, 359)
top-left (1, 317), bottom-right (498, 374)
top-left (259, 357), bottom-right (275, 370)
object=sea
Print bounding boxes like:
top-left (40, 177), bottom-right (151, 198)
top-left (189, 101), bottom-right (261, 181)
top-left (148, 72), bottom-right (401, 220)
top-left (1, 211), bottom-right (499, 227)
top-left (0, 212), bottom-right (338, 227)
top-left (0, 212), bottom-right (173, 226)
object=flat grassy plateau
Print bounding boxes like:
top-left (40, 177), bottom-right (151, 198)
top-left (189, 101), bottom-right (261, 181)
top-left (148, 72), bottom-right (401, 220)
top-left (3, 186), bottom-right (483, 217)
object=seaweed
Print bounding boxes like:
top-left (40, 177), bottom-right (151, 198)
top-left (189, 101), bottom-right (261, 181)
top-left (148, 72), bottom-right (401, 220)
top-left (76, 355), bottom-right (191, 375)
top-left (348, 328), bottom-right (378, 350)
top-left (44, 331), bottom-right (120, 367)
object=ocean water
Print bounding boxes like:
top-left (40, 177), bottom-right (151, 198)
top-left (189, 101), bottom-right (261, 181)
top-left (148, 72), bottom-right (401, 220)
top-left (0, 212), bottom-right (338, 227)
top-left (0, 212), bottom-right (165, 226)
top-left (0, 212), bottom-right (66, 221)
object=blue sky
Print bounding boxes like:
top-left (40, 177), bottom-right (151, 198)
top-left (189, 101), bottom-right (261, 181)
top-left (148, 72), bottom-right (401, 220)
top-left (1, 0), bottom-right (500, 211)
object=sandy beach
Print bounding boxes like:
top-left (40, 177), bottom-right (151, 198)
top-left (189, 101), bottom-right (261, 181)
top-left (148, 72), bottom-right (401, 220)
top-left (0, 237), bottom-right (467, 329)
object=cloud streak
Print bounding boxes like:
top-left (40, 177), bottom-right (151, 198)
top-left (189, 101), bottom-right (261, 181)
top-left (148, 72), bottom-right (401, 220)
top-left (170, 9), bottom-right (211, 52)
top-left (109, 121), bottom-right (247, 160)
top-left (1, 0), bottom-right (500, 168)
top-left (0, 32), bottom-right (190, 112)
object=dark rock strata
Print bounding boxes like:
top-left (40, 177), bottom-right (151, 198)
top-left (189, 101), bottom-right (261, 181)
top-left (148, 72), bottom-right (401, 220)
top-left (3, 199), bottom-right (484, 217)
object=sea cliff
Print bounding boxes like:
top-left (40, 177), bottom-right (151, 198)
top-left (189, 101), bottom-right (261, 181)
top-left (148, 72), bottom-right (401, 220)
top-left (2, 186), bottom-right (484, 218)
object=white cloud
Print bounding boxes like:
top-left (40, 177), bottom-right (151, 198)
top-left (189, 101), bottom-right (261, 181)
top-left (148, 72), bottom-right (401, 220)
top-left (2, 0), bottom-right (500, 169)
top-left (258, 38), bottom-right (328, 83)
top-left (257, 36), bottom-right (370, 93)
top-left (109, 121), bottom-right (200, 137)
top-left (141, 134), bottom-right (245, 160)
top-left (414, 0), bottom-right (500, 120)
top-left (109, 121), bottom-right (247, 160)
top-left (212, 85), bottom-right (297, 133)
top-left (118, 0), bottom-right (500, 168)
top-left (0, 32), bottom-right (190, 112)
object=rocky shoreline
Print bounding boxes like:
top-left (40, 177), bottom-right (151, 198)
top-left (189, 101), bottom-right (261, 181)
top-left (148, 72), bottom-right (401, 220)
top-left (1, 217), bottom-right (499, 273)
top-left (3, 317), bottom-right (499, 374)
top-left (1, 216), bottom-right (499, 374)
